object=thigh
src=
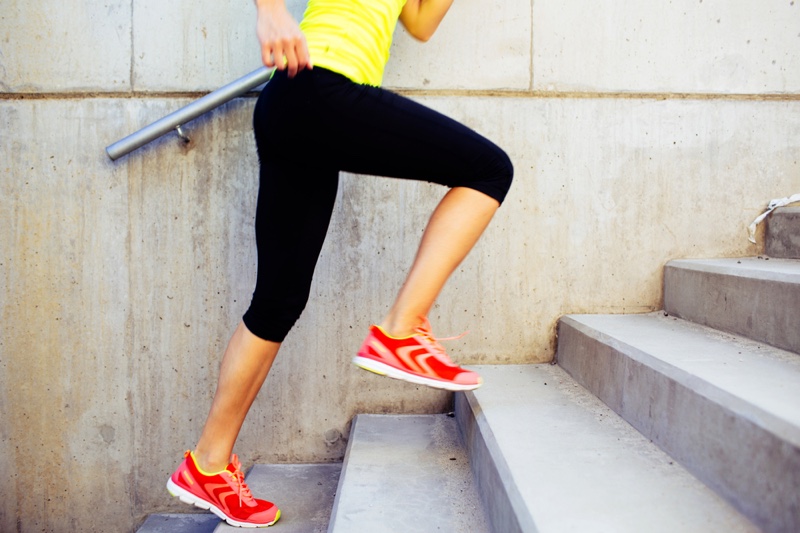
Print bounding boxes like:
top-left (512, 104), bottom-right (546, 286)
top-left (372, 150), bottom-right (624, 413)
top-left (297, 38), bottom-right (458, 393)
top-left (313, 74), bottom-right (508, 193)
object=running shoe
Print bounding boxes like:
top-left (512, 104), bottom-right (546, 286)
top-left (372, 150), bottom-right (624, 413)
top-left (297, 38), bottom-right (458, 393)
top-left (353, 317), bottom-right (482, 391)
top-left (167, 450), bottom-right (280, 528)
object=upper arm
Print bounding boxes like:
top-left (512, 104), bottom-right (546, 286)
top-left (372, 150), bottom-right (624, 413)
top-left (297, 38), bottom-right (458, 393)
top-left (399, 0), bottom-right (454, 42)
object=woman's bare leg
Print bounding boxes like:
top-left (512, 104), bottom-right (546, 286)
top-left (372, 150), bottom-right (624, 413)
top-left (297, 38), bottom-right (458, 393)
top-left (380, 187), bottom-right (499, 337)
top-left (192, 321), bottom-right (281, 472)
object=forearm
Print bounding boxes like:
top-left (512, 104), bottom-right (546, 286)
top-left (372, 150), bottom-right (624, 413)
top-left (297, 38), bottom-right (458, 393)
top-left (400, 0), bottom-right (454, 42)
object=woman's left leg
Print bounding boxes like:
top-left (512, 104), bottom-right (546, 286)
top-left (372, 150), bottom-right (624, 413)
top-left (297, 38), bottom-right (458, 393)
top-left (379, 186), bottom-right (499, 338)
top-left (315, 76), bottom-right (513, 389)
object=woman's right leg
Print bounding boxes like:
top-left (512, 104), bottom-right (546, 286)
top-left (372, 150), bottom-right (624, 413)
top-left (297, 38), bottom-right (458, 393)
top-left (168, 70), bottom-right (338, 527)
top-left (193, 322), bottom-right (281, 472)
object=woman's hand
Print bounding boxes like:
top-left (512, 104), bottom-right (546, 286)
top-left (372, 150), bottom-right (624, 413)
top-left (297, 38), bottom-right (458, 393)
top-left (255, 0), bottom-right (312, 77)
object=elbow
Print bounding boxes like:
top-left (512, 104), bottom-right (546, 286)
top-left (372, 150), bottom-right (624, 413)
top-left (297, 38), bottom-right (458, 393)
top-left (403, 22), bottom-right (436, 42)
top-left (408, 29), bottom-right (434, 42)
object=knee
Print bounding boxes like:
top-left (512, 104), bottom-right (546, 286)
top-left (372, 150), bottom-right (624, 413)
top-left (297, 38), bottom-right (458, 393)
top-left (479, 146), bottom-right (514, 204)
top-left (495, 149), bottom-right (514, 193)
top-left (243, 295), bottom-right (308, 343)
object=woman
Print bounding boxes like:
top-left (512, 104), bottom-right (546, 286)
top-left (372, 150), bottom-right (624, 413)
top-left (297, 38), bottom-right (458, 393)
top-left (167, 0), bottom-right (513, 527)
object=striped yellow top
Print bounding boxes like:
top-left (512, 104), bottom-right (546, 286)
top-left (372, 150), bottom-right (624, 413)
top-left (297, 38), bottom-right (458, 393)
top-left (300, 0), bottom-right (407, 86)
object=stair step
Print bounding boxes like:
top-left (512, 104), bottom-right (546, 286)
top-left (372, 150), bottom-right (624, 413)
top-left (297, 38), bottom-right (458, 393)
top-left (137, 514), bottom-right (218, 533)
top-left (216, 464), bottom-right (342, 532)
top-left (138, 464), bottom-right (341, 533)
top-left (767, 207), bottom-right (800, 259)
top-left (456, 364), bottom-right (756, 533)
top-left (327, 414), bottom-right (489, 533)
top-left (557, 313), bottom-right (800, 533)
top-left (664, 257), bottom-right (800, 353)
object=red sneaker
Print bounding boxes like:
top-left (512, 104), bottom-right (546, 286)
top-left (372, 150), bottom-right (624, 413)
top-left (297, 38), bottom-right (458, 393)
top-left (353, 317), bottom-right (482, 391)
top-left (167, 451), bottom-right (280, 528)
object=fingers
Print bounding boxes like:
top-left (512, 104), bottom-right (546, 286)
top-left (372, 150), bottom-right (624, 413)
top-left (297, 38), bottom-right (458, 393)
top-left (255, 5), bottom-right (313, 78)
top-left (261, 40), bottom-right (312, 78)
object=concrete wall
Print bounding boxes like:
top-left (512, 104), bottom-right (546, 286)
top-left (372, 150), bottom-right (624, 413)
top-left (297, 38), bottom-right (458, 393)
top-left (1, 0), bottom-right (799, 531)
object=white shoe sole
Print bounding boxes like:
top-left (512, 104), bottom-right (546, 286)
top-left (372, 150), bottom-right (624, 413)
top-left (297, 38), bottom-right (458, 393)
top-left (352, 356), bottom-right (481, 392)
top-left (166, 478), bottom-right (279, 528)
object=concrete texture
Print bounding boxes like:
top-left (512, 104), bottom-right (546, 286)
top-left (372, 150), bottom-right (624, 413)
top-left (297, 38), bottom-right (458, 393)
top-left (664, 258), bottom-right (800, 353)
top-left (4, 0), bottom-right (799, 94)
top-left (131, 0), bottom-right (267, 92)
top-left (216, 464), bottom-right (342, 533)
top-left (2, 1), bottom-right (800, 531)
top-left (557, 313), bottom-right (800, 533)
top-left (327, 414), bottom-right (489, 533)
top-left (138, 514), bottom-right (219, 533)
top-left (139, 464), bottom-right (340, 532)
top-left (767, 207), bottom-right (800, 259)
top-left (0, 0), bottom-right (132, 92)
top-left (384, 0), bottom-right (531, 90)
top-left (2, 94), bottom-right (800, 532)
top-left (534, 0), bottom-right (800, 94)
top-left (455, 364), bottom-right (757, 533)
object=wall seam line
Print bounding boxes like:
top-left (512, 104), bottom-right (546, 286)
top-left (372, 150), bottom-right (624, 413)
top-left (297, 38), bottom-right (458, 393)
top-left (2, 91), bottom-right (800, 102)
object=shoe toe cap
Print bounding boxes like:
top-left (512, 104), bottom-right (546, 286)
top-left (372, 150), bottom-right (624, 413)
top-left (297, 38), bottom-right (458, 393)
top-left (453, 369), bottom-right (482, 386)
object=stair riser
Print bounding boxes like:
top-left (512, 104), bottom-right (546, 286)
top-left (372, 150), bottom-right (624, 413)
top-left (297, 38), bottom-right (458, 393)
top-left (327, 414), bottom-right (490, 533)
top-left (664, 264), bottom-right (800, 354)
top-left (557, 320), bottom-right (800, 533)
top-left (455, 392), bottom-right (532, 533)
top-left (766, 208), bottom-right (800, 259)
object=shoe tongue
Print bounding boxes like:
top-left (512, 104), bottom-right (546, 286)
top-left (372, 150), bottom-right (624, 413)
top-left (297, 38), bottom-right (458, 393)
top-left (226, 454), bottom-right (241, 474)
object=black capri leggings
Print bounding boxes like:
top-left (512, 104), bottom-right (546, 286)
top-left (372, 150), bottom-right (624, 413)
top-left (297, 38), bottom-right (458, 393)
top-left (242, 67), bottom-right (513, 342)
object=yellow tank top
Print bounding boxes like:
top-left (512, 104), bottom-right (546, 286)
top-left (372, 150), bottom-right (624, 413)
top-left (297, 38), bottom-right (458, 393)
top-left (300, 0), bottom-right (407, 86)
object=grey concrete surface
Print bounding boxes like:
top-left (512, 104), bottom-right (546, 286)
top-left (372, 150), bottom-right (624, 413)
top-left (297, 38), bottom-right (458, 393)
top-left (534, 0), bottom-right (800, 94)
top-left (455, 364), bottom-right (757, 533)
top-left (0, 0), bottom-right (132, 92)
top-left (138, 514), bottom-right (219, 533)
top-left (139, 464), bottom-right (340, 532)
top-left (216, 464), bottom-right (342, 533)
top-left (664, 257), bottom-right (800, 353)
top-left (2, 95), bottom-right (800, 533)
top-left (3, 0), bottom-right (800, 93)
top-left (557, 313), bottom-right (800, 533)
top-left (3, 2), bottom-right (800, 531)
top-left (327, 414), bottom-right (489, 533)
top-left (767, 207), bottom-right (800, 259)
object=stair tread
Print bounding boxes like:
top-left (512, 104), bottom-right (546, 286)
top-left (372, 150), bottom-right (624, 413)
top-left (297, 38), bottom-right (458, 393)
top-left (137, 514), bottom-right (219, 533)
top-left (215, 463), bottom-right (341, 533)
top-left (141, 464), bottom-right (341, 533)
top-left (664, 257), bottom-right (800, 353)
top-left (464, 364), bottom-right (757, 532)
top-left (328, 414), bottom-right (489, 533)
top-left (562, 312), bottom-right (800, 443)
top-left (667, 257), bottom-right (800, 280)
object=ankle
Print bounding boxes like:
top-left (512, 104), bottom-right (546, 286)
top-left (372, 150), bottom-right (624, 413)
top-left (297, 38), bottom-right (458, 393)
top-left (192, 449), bottom-right (229, 474)
top-left (378, 317), bottom-right (422, 338)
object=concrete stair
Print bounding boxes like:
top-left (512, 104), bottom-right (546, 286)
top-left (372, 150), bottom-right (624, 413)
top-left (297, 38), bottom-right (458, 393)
top-left (544, 208), bottom-right (800, 533)
top-left (557, 314), bottom-right (799, 532)
top-left (766, 207), bottom-right (800, 259)
top-left (327, 414), bottom-right (489, 533)
top-left (138, 463), bottom-right (341, 533)
top-left (455, 364), bottom-right (758, 533)
top-left (138, 208), bottom-right (800, 532)
top-left (664, 257), bottom-right (800, 353)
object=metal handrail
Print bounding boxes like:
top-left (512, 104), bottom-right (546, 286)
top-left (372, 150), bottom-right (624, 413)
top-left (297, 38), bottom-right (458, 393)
top-left (106, 66), bottom-right (272, 160)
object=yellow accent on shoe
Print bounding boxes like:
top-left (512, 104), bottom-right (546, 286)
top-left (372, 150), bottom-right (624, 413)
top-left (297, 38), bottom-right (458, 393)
top-left (187, 450), bottom-right (227, 477)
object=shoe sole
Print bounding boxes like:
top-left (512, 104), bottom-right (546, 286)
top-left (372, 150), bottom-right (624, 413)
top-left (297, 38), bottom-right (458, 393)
top-left (352, 355), bottom-right (482, 392)
top-left (167, 478), bottom-right (280, 528)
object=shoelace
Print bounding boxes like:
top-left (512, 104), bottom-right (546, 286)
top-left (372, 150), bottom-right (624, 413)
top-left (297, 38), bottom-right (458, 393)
top-left (413, 317), bottom-right (467, 363)
top-left (229, 455), bottom-right (255, 507)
